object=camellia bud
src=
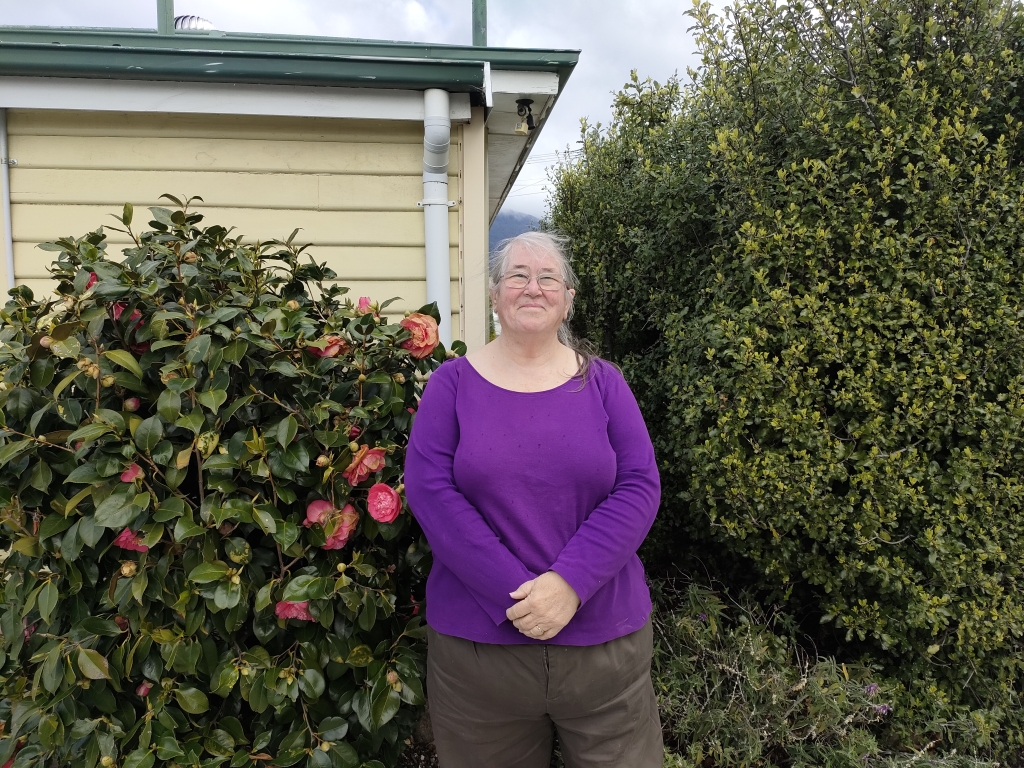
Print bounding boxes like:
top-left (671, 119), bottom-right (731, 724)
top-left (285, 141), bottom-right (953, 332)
top-left (286, 300), bottom-right (300, 310)
top-left (39, 336), bottom-right (53, 349)
top-left (316, 455), bottom-right (330, 467)
top-left (120, 561), bottom-right (137, 578)
top-left (114, 615), bottom-right (130, 631)
top-left (76, 358), bottom-right (92, 371)
top-left (358, 373), bottom-right (367, 383)
top-left (100, 375), bottom-right (116, 388)
top-left (182, 252), bottom-right (198, 264)
top-left (88, 365), bottom-right (102, 379)
top-left (348, 441), bottom-right (360, 453)
top-left (123, 397), bottom-right (141, 412)
top-left (393, 373), bottom-right (406, 384)
top-left (320, 742), bottom-right (331, 753)
top-left (100, 756), bottom-right (115, 767)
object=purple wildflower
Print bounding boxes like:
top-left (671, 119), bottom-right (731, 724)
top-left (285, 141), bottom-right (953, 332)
top-left (698, 613), bottom-right (707, 621)
top-left (864, 683), bottom-right (879, 696)
top-left (873, 704), bottom-right (892, 715)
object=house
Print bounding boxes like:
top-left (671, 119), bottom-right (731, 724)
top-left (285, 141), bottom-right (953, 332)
top-left (0, 21), bottom-right (578, 350)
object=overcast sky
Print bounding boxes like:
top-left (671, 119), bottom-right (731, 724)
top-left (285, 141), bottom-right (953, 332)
top-left (0, 0), bottom-right (707, 219)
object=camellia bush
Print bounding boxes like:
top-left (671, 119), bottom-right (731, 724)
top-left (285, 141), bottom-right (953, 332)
top-left (550, 0), bottom-right (1024, 757)
top-left (0, 196), bottom-right (456, 768)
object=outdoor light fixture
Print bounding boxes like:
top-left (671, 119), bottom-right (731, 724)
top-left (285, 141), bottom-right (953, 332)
top-left (514, 98), bottom-right (535, 136)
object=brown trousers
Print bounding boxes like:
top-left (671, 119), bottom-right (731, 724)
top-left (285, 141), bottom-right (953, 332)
top-left (426, 621), bottom-right (664, 768)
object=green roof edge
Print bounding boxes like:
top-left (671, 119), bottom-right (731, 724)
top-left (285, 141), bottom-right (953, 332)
top-left (0, 27), bottom-right (579, 94)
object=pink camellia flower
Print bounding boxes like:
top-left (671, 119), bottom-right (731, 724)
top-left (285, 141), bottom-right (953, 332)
top-left (303, 499), bottom-right (334, 528)
top-left (399, 313), bottom-right (440, 359)
top-left (322, 505), bottom-right (359, 550)
top-left (136, 681), bottom-right (153, 696)
top-left (348, 424), bottom-right (361, 438)
top-left (112, 527), bottom-right (148, 553)
top-left (275, 600), bottom-right (314, 622)
top-left (367, 483), bottom-right (402, 524)
top-left (357, 296), bottom-right (373, 314)
top-left (85, 272), bottom-right (98, 290)
top-left (342, 446), bottom-right (386, 485)
top-left (120, 463), bottom-right (144, 483)
top-left (307, 335), bottom-right (349, 359)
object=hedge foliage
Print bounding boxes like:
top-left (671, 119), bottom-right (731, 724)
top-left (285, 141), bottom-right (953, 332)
top-left (0, 198), bottom-right (453, 768)
top-left (550, 0), bottom-right (1024, 755)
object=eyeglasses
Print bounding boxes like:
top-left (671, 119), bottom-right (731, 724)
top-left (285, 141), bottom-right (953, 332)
top-left (501, 272), bottom-right (565, 291)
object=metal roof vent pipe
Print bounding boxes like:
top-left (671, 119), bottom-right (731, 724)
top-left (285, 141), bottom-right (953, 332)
top-left (420, 89), bottom-right (454, 347)
top-left (175, 15), bottom-right (214, 30)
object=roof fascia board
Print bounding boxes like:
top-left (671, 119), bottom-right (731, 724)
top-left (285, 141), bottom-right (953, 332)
top-left (0, 27), bottom-right (580, 75)
top-left (491, 70), bottom-right (559, 95)
top-left (0, 76), bottom-right (473, 122)
top-left (0, 43), bottom-right (487, 93)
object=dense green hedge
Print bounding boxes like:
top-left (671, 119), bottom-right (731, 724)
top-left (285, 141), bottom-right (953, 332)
top-left (550, 0), bottom-right (1024, 756)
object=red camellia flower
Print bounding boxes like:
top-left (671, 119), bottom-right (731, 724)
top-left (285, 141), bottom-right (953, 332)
top-left (367, 483), bottom-right (402, 524)
top-left (111, 302), bottom-right (143, 325)
top-left (275, 600), bottom-right (314, 621)
top-left (357, 296), bottom-right (373, 314)
top-left (323, 505), bottom-right (360, 550)
top-left (136, 681), bottom-right (153, 696)
top-left (400, 313), bottom-right (440, 359)
top-left (307, 335), bottom-right (349, 358)
top-left (348, 424), bottom-right (361, 438)
top-left (85, 272), bottom-right (98, 290)
top-left (303, 499), bottom-right (333, 528)
top-left (113, 527), bottom-right (148, 553)
top-left (342, 445), bottom-right (386, 485)
top-left (120, 463), bottom-right (144, 483)
top-left (131, 341), bottom-right (151, 354)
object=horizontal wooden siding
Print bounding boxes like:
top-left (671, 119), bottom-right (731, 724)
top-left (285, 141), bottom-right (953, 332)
top-left (3, 110), bottom-right (461, 329)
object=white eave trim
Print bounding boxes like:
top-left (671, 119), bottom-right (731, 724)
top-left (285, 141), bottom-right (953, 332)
top-left (0, 76), bottom-right (473, 122)
top-left (490, 69), bottom-right (559, 95)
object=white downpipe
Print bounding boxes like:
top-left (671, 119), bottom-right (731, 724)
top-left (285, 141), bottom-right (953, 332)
top-left (0, 109), bottom-right (13, 291)
top-left (421, 88), bottom-right (453, 346)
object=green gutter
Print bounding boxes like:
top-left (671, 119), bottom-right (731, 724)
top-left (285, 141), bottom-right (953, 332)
top-left (0, 27), bottom-right (579, 92)
top-left (0, 42), bottom-right (487, 92)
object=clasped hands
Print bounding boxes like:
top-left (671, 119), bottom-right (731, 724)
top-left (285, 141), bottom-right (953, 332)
top-left (505, 571), bottom-right (580, 641)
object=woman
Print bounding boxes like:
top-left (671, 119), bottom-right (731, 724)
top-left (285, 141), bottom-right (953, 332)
top-left (404, 231), bottom-right (663, 767)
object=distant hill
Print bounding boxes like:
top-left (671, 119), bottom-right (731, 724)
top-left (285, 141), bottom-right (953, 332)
top-left (489, 209), bottom-right (539, 253)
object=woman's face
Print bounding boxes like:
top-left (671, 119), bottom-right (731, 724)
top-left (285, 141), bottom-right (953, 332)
top-left (492, 244), bottom-right (575, 340)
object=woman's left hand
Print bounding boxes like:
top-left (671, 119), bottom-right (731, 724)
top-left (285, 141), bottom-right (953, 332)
top-left (506, 571), bottom-right (581, 640)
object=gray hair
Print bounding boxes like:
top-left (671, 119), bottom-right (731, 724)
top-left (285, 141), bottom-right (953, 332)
top-left (489, 230), bottom-right (596, 382)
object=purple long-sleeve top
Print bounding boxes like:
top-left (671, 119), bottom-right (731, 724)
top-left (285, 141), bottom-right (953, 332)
top-left (404, 355), bottom-right (660, 645)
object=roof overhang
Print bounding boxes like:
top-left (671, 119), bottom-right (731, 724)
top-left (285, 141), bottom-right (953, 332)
top-left (0, 26), bottom-right (579, 220)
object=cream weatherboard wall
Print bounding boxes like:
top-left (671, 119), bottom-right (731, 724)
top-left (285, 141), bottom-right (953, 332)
top-left (0, 109), bottom-right (468, 339)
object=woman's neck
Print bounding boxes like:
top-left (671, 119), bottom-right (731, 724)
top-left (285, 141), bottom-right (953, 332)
top-left (493, 332), bottom-right (567, 370)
